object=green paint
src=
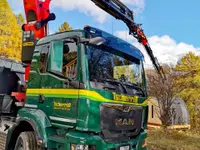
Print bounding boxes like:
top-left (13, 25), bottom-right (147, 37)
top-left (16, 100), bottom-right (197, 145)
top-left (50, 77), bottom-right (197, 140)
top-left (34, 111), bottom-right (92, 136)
top-left (26, 92), bottom-right (147, 106)
top-left (11, 29), bottom-right (148, 150)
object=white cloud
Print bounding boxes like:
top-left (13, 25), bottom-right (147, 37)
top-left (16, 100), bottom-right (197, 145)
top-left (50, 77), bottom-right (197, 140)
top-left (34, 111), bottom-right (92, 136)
top-left (51, 0), bottom-right (108, 23)
top-left (115, 30), bottom-right (137, 43)
top-left (121, 0), bottom-right (145, 13)
top-left (8, 0), bottom-right (145, 23)
top-left (115, 30), bottom-right (200, 68)
top-left (51, 0), bottom-right (145, 23)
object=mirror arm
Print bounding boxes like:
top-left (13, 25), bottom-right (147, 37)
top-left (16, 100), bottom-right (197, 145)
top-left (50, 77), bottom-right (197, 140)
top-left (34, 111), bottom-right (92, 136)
top-left (79, 38), bottom-right (90, 44)
top-left (64, 36), bottom-right (82, 44)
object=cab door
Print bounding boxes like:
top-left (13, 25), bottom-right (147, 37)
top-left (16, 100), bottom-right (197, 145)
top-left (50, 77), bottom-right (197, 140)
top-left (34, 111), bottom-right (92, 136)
top-left (38, 39), bottom-right (80, 127)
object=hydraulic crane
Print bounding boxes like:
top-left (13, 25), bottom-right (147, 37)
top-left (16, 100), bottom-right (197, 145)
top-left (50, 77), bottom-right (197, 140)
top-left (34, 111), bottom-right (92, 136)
top-left (22, 0), bottom-right (166, 81)
top-left (0, 1), bottom-right (162, 149)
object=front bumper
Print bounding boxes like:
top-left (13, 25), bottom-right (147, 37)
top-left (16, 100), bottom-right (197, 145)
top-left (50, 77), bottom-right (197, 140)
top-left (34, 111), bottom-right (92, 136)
top-left (64, 130), bottom-right (147, 150)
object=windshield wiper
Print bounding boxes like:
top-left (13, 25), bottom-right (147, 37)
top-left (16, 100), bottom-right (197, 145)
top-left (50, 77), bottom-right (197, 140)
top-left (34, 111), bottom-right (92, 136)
top-left (99, 78), bottom-right (128, 94)
top-left (123, 82), bottom-right (146, 96)
top-left (99, 78), bottom-right (146, 96)
top-left (103, 86), bottom-right (116, 91)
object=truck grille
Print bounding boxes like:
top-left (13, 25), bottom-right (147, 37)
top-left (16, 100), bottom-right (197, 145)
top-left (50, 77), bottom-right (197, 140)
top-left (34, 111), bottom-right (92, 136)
top-left (100, 103), bottom-right (143, 142)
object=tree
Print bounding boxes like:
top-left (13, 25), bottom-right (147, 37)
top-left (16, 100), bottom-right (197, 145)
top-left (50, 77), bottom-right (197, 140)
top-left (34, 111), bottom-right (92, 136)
top-left (0, 0), bottom-right (22, 61)
top-left (174, 52), bottom-right (200, 129)
top-left (146, 65), bottom-right (180, 126)
top-left (58, 22), bottom-right (73, 32)
top-left (15, 13), bottom-right (25, 27)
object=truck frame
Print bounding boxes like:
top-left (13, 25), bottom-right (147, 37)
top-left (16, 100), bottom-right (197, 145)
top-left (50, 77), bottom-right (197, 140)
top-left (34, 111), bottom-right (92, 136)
top-left (0, 0), bottom-right (165, 150)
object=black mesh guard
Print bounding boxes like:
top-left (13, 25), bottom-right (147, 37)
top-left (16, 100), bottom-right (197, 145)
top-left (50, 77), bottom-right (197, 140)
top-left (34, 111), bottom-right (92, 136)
top-left (91, 0), bottom-right (134, 24)
top-left (100, 103), bottom-right (143, 142)
top-left (21, 31), bottom-right (36, 63)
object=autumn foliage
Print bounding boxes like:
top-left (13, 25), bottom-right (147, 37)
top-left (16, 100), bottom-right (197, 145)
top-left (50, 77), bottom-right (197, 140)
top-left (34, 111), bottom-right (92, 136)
top-left (147, 52), bottom-right (200, 129)
top-left (0, 0), bottom-right (24, 61)
top-left (174, 52), bottom-right (200, 129)
top-left (58, 22), bottom-right (73, 32)
top-left (146, 65), bottom-right (180, 126)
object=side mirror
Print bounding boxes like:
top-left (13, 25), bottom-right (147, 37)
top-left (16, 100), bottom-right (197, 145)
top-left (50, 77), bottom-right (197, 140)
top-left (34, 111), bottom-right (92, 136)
top-left (80, 37), bottom-right (106, 46)
top-left (89, 37), bottom-right (106, 46)
top-left (48, 40), bottom-right (63, 73)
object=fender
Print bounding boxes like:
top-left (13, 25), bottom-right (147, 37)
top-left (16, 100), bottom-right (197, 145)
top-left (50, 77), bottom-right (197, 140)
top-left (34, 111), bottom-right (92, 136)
top-left (5, 108), bottom-right (54, 149)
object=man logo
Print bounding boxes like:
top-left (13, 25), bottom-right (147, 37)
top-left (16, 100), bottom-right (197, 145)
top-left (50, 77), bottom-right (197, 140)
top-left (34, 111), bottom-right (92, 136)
top-left (115, 118), bottom-right (134, 126)
top-left (122, 106), bottom-right (130, 112)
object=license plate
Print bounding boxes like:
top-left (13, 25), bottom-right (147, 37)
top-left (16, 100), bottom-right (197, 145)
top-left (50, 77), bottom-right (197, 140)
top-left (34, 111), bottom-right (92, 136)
top-left (120, 145), bottom-right (130, 150)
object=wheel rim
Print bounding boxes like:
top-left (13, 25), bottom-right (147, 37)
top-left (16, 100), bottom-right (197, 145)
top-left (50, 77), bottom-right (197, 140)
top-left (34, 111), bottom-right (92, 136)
top-left (18, 147), bottom-right (23, 150)
top-left (16, 138), bottom-right (24, 150)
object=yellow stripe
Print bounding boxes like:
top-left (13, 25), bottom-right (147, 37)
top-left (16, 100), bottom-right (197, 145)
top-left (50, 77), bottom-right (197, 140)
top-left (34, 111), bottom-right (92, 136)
top-left (26, 89), bottom-right (147, 106)
top-left (27, 89), bottom-right (79, 95)
top-left (23, 42), bottom-right (34, 46)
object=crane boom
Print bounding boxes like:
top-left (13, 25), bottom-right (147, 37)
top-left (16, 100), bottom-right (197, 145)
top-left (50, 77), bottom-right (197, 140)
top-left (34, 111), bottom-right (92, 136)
top-left (92, 0), bottom-right (166, 80)
top-left (22, 0), bottom-right (165, 80)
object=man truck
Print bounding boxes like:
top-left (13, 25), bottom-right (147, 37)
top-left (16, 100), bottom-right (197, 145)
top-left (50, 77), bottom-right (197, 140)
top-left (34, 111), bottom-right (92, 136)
top-left (0, 0), bottom-right (165, 150)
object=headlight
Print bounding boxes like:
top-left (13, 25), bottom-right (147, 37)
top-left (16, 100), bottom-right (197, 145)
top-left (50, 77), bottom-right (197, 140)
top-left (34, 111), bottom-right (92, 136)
top-left (71, 144), bottom-right (96, 150)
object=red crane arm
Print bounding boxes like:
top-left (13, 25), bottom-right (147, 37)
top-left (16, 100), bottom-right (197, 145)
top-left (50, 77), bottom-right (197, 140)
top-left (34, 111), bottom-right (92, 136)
top-left (92, 0), bottom-right (166, 80)
top-left (130, 24), bottom-right (166, 80)
top-left (22, 0), bottom-right (55, 39)
top-left (22, 0), bottom-right (55, 82)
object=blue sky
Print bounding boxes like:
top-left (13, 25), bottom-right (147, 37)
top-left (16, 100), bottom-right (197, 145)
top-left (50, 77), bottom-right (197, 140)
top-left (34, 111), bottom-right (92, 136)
top-left (143, 0), bottom-right (200, 47)
top-left (8, 0), bottom-right (200, 66)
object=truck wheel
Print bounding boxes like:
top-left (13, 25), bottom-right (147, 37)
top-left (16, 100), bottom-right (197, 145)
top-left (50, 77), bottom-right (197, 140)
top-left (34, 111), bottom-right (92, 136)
top-left (14, 132), bottom-right (43, 150)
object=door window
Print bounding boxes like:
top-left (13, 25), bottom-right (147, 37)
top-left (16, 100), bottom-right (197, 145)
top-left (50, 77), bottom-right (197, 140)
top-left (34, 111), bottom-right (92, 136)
top-left (38, 40), bottom-right (78, 80)
top-left (39, 45), bottom-right (49, 73)
top-left (62, 42), bottom-right (78, 79)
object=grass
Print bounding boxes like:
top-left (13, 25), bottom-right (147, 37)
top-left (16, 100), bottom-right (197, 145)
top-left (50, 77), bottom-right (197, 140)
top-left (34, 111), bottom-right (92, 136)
top-left (147, 129), bottom-right (200, 150)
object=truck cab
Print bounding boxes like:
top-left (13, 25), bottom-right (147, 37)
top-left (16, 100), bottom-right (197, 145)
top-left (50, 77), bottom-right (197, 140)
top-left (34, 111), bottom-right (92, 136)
top-left (4, 26), bottom-right (148, 150)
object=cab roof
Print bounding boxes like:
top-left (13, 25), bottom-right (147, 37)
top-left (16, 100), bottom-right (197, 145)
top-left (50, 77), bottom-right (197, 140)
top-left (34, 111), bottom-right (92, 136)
top-left (37, 26), bottom-right (144, 61)
top-left (84, 26), bottom-right (144, 61)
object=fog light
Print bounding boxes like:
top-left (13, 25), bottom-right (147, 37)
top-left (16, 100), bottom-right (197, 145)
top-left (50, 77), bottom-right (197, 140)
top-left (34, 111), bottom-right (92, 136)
top-left (71, 144), bottom-right (96, 150)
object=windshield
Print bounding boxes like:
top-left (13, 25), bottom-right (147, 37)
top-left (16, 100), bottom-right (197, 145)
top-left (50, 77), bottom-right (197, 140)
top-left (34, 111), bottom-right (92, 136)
top-left (86, 46), bottom-right (146, 97)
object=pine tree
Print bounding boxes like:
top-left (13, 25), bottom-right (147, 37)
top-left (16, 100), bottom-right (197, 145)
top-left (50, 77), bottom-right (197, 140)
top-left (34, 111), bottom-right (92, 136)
top-left (0, 0), bottom-right (22, 61)
top-left (58, 22), bottom-right (73, 32)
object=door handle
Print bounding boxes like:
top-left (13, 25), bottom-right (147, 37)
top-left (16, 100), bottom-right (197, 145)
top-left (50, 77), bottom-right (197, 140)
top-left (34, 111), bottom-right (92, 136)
top-left (39, 94), bottom-right (45, 104)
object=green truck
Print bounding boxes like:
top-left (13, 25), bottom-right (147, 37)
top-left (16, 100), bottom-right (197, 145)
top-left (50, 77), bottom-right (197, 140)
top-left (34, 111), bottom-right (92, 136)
top-left (0, 0), bottom-right (166, 149)
top-left (0, 26), bottom-right (148, 150)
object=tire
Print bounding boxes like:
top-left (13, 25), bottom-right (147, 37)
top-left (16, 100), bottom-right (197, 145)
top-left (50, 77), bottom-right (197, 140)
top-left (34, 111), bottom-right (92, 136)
top-left (14, 132), bottom-right (44, 150)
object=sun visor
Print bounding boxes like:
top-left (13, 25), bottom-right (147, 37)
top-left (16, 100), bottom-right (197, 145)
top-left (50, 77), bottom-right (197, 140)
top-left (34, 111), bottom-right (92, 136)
top-left (84, 26), bottom-right (144, 61)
